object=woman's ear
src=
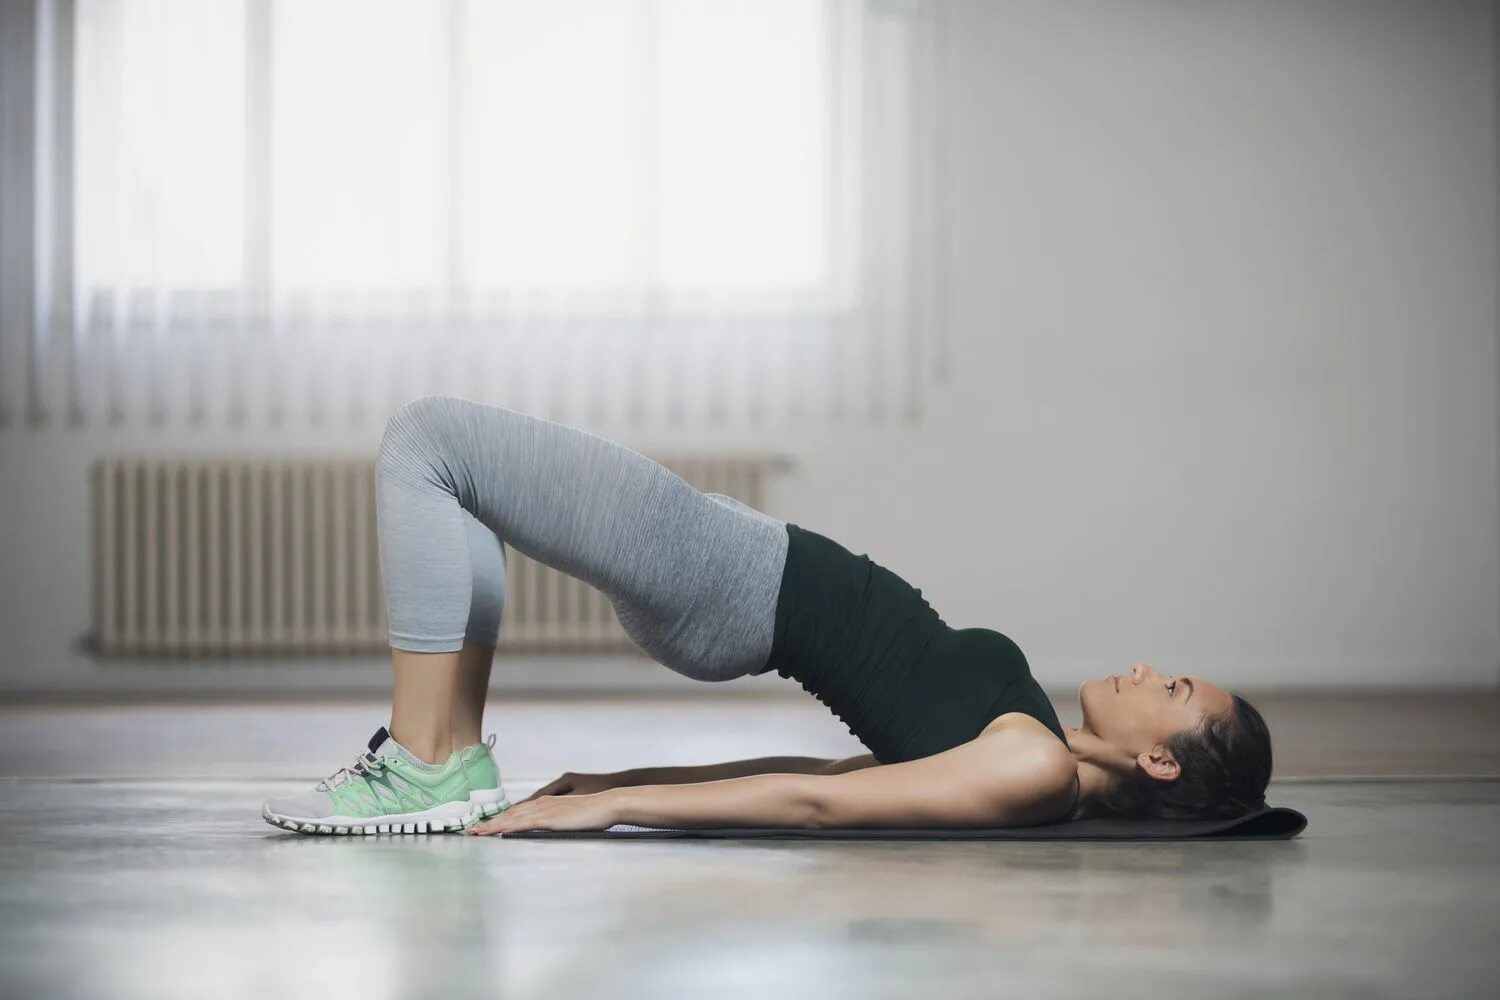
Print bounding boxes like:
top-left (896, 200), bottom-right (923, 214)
top-left (1136, 745), bottom-right (1181, 784)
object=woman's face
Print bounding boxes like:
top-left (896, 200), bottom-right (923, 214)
top-left (1078, 661), bottom-right (1236, 759)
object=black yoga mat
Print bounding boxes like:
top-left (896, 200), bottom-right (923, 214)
top-left (506, 805), bottom-right (1307, 842)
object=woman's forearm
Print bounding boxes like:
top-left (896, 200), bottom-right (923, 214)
top-left (610, 774), bottom-right (823, 829)
top-left (619, 754), bottom-right (872, 787)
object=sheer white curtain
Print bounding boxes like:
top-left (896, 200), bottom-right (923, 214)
top-left (5, 0), bottom-right (951, 433)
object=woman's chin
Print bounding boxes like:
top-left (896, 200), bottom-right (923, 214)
top-left (1077, 677), bottom-right (1110, 725)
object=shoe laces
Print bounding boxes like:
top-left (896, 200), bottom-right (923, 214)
top-left (317, 749), bottom-right (385, 791)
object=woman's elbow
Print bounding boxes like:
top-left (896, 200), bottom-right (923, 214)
top-left (797, 782), bottom-right (846, 828)
top-left (747, 775), bottom-right (832, 828)
top-left (799, 784), bottom-right (899, 829)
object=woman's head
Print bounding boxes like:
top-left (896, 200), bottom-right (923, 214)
top-left (1076, 662), bottom-right (1272, 820)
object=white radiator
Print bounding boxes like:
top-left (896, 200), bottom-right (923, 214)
top-left (90, 455), bottom-right (786, 656)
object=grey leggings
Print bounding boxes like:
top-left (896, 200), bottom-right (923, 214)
top-left (375, 395), bottom-right (790, 681)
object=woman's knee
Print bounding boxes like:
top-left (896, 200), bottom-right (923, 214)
top-left (378, 395), bottom-right (462, 477)
top-left (381, 394), bottom-right (452, 445)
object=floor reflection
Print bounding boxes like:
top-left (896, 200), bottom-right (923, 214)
top-left (0, 780), bottom-right (1495, 1000)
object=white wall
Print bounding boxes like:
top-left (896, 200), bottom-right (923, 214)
top-left (0, 0), bottom-right (1495, 695)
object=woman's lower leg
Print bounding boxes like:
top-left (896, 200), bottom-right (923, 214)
top-left (389, 649), bottom-right (461, 765)
top-left (452, 640), bottom-right (495, 751)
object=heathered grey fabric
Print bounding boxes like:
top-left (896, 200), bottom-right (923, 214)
top-left (375, 395), bottom-right (789, 681)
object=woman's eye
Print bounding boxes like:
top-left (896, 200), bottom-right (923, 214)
top-left (1167, 681), bottom-right (1177, 696)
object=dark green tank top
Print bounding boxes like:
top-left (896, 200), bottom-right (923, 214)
top-left (763, 522), bottom-right (1067, 764)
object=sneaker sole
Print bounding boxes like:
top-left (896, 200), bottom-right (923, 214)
top-left (262, 790), bottom-right (511, 837)
top-left (458, 788), bottom-right (512, 831)
top-left (262, 799), bottom-right (471, 836)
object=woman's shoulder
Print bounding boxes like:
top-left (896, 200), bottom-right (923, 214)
top-left (981, 709), bottom-right (1067, 744)
top-left (971, 713), bottom-right (1078, 822)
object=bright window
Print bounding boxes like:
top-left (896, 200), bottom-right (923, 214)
top-left (76, 0), bottom-right (832, 299)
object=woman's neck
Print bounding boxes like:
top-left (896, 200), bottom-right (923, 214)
top-left (1063, 725), bottom-right (1128, 808)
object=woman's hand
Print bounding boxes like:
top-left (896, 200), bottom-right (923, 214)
top-left (521, 771), bottom-right (628, 802)
top-left (466, 790), bottom-right (620, 836)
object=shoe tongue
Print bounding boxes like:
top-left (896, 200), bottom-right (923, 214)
top-left (367, 726), bottom-right (392, 755)
top-left (365, 726), bottom-right (436, 770)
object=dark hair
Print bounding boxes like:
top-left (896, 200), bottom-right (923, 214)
top-left (1084, 694), bottom-right (1273, 821)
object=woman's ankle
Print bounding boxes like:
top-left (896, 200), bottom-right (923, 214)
top-left (388, 726), bottom-right (453, 766)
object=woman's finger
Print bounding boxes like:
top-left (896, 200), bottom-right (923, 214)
top-left (467, 817), bottom-right (507, 836)
top-left (468, 801), bottom-right (544, 836)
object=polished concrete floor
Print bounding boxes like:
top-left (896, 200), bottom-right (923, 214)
top-left (2, 694), bottom-right (1498, 999)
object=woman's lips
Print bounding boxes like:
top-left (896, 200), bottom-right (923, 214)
top-left (1112, 674), bottom-right (1120, 692)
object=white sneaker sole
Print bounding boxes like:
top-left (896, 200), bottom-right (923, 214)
top-left (263, 788), bottom-right (511, 837)
top-left (459, 787), bottom-right (512, 830)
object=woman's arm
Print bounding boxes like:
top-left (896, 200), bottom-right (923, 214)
top-left (625, 753), bottom-right (878, 783)
top-left (471, 720), bottom-right (1074, 835)
top-left (618, 728), bottom-right (1072, 829)
top-left (524, 753), bottom-right (878, 801)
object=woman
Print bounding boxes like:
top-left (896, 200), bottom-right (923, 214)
top-left (262, 395), bottom-right (1273, 837)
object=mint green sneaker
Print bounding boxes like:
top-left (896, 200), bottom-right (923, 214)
top-left (262, 726), bottom-right (474, 836)
top-left (458, 733), bottom-right (511, 829)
